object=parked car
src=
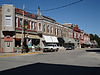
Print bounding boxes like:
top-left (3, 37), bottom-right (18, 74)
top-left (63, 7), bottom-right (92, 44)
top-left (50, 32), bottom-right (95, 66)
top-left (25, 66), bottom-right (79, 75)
top-left (43, 44), bottom-right (59, 52)
top-left (65, 45), bottom-right (75, 50)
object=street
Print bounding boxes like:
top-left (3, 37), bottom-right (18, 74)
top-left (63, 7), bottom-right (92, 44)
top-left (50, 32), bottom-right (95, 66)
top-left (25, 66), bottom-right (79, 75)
top-left (0, 48), bottom-right (100, 75)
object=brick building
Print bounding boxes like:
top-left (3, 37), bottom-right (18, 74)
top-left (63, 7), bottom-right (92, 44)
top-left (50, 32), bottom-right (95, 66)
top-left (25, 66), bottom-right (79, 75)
top-left (0, 4), bottom-right (91, 52)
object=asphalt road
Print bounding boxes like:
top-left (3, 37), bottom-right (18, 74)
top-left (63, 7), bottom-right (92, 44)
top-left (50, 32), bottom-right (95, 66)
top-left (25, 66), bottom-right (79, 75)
top-left (0, 48), bottom-right (100, 75)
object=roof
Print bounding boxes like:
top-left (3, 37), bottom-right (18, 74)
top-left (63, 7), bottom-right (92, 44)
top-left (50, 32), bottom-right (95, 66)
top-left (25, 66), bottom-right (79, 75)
top-left (15, 8), bottom-right (36, 19)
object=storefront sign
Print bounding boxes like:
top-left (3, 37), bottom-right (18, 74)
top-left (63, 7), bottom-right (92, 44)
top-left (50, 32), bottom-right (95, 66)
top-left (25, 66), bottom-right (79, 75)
top-left (4, 37), bottom-right (13, 42)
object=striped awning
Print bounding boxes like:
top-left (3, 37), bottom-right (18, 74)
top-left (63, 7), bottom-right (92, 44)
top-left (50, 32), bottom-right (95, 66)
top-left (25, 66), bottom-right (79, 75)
top-left (43, 35), bottom-right (58, 43)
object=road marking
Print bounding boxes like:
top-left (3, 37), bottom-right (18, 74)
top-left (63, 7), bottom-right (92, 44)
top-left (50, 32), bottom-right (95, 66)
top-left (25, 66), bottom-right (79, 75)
top-left (0, 52), bottom-right (42, 58)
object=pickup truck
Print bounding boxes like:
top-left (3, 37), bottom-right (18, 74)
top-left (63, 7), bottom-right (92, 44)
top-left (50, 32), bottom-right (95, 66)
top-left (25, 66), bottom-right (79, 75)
top-left (43, 44), bottom-right (59, 52)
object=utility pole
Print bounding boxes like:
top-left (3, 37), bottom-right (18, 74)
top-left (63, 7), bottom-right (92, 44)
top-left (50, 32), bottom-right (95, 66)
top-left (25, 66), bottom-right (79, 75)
top-left (21, 4), bottom-right (25, 53)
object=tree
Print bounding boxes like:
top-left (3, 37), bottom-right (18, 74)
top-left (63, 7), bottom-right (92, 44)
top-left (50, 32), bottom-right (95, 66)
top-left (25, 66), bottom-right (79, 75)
top-left (90, 34), bottom-right (100, 48)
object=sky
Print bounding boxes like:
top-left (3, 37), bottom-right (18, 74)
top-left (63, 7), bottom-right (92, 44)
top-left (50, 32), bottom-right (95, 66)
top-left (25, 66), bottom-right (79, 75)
top-left (0, 0), bottom-right (100, 36)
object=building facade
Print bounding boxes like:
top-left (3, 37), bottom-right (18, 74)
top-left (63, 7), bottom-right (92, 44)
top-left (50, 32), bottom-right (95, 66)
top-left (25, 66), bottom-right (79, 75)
top-left (0, 4), bottom-right (91, 52)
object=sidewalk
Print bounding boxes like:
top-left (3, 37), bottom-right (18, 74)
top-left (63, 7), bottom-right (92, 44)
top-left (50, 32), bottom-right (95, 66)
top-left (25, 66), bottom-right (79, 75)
top-left (0, 51), bottom-right (43, 58)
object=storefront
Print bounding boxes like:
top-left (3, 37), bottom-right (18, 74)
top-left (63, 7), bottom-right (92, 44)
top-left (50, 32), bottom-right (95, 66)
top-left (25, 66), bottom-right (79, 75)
top-left (57, 37), bottom-right (65, 46)
top-left (15, 33), bottom-right (40, 47)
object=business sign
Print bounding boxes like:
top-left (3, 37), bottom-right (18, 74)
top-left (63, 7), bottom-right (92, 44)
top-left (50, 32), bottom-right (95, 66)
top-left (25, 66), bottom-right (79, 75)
top-left (4, 37), bottom-right (13, 42)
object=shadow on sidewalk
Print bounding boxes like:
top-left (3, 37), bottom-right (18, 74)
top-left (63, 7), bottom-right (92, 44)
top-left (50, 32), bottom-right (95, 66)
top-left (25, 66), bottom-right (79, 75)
top-left (0, 63), bottom-right (100, 75)
top-left (86, 49), bottom-right (100, 53)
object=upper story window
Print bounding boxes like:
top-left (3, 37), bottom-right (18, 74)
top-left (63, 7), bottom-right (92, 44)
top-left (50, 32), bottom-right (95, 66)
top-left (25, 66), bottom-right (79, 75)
top-left (31, 21), bottom-right (35, 30)
top-left (15, 17), bottom-right (18, 27)
top-left (55, 27), bottom-right (58, 35)
top-left (34, 22), bottom-right (37, 31)
top-left (50, 26), bottom-right (53, 34)
top-left (16, 17), bottom-right (23, 28)
top-left (5, 15), bottom-right (12, 26)
top-left (20, 18), bottom-right (23, 26)
top-left (39, 23), bottom-right (42, 31)
top-left (43, 24), bottom-right (46, 32)
top-left (47, 24), bottom-right (50, 33)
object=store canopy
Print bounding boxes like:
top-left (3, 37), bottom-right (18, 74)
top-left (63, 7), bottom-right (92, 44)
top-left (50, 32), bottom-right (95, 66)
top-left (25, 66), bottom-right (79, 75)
top-left (43, 35), bottom-right (58, 43)
top-left (28, 35), bottom-right (40, 39)
top-left (63, 37), bottom-right (69, 43)
top-left (51, 36), bottom-right (59, 43)
top-left (43, 35), bottom-right (52, 43)
top-left (69, 38), bottom-right (76, 43)
top-left (63, 37), bottom-right (76, 43)
top-left (16, 33), bottom-right (40, 39)
top-left (57, 37), bottom-right (65, 43)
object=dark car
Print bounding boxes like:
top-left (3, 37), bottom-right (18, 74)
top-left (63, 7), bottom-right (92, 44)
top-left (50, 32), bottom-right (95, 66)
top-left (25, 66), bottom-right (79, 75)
top-left (65, 45), bottom-right (75, 50)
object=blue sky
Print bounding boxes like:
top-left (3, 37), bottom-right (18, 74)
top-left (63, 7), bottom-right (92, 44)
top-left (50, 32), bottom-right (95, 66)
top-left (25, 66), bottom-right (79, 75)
top-left (0, 0), bottom-right (100, 36)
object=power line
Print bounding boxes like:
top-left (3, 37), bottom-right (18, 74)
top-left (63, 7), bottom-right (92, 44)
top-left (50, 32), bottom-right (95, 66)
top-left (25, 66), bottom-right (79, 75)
top-left (24, 0), bottom-right (83, 13)
top-left (41, 0), bottom-right (83, 11)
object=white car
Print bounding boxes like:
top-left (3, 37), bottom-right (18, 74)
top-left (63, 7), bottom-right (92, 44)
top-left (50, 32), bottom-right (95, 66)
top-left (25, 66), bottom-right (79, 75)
top-left (43, 44), bottom-right (59, 52)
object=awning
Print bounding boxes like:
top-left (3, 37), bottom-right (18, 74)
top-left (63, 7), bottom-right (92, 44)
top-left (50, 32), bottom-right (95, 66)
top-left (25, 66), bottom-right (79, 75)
top-left (63, 37), bottom-right (69, 43)
top-left (43, 35), bottom-right (52, 43)
top-left (16, 33), bottom-right (22, 38)
top-left (57, 37), bottom-right (65, 43)
top-left (16, 33), bottom-right (40, 39)
top-left (63, 37), bottom-right (75, 43)
top-left (43, 35), bottom-right (58, 43)
top-left (51, 36), bottom-right (58, 43)
top-left (28, 35), bottom-right (40, 39)
top-left (69, 38), bottom-right (76, 43)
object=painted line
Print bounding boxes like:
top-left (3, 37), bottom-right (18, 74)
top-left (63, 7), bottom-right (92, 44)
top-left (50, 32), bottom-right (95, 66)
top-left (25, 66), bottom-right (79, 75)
top-left (0, 52), bottom-right (42, 58)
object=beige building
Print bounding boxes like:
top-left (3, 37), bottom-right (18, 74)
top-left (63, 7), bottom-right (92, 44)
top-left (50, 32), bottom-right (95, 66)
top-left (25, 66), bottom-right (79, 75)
top-left (0, 5), bottom-right (15, 52)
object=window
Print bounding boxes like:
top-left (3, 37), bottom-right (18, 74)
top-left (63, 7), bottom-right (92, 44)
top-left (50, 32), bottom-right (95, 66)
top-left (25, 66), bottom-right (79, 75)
top-left (47, 25), bottom-right (50, 33)
top-left (31, 22), bottom-right (35, 30)
top-left (20, 18), bottom-right (23, 26)
top-left (43, 24), bottom-right (46, 32)
top-left (50, 26), bottom-right (53, 34)
top-left (34, 22), bottom-right (37, 31)
top-left (16, 17), bottom-right (18, 27)
top-left (24, 19), bottom-right (28, 28)
top-left (5, 15), bottom-right (12, 26)
top-left (39, 23), bottom-right (42, 31)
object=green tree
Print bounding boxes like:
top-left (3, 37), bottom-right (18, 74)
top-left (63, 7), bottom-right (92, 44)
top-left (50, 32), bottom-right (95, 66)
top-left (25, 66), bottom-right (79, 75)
top-left (90, 34), bottom-right (100, 47)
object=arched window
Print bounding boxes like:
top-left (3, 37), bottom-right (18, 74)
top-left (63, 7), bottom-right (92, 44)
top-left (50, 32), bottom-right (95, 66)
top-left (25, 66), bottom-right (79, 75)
top-left (31, 22), bottom-right (35, 30)
top-left (43, 24), bottom-right (46, 32)
top-left (47, 24), bottom-right (50, 33)
top-left (39, 23), bottom-right (42, 31)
